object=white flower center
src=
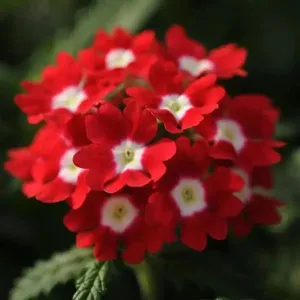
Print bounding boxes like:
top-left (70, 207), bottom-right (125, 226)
top-left (52, 86), bottom-right (87, 112)
top-left (178, 56), bottom-right (214, 77)
top-left (171, 178), bottom-right (206, 217)
top-left (233, 168), bottom-right (252, 203)
top-left (58, 148), bottom-right (84, 184)
top-left (214, 119), bottom-right (246, 152)
top-left (101, 196), bottom-right (138, 233)
top-left (105, 48), bottom-right (135, 70)
top-left (112, 140), bottom-right (145, 174)
top-left (159, 94), bottom-right (192, 121)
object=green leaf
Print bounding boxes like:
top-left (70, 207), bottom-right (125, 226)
top-left (9, 246), bottom-right (94, 300)
top-left (73, 261), bottom-right (109, 300)
top-left (26, 0), bottom-right (162, 81)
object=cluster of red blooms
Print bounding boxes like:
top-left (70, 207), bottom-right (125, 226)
top-left (5, 25), bottom-right (285, 263)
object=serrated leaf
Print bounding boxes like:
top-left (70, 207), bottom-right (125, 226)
top-left (73, 261), bottom-right (109, 300)
top-left (10, 246), bottom-right (94, 300)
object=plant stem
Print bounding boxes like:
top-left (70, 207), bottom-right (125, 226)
top-left (130, 260), bottom-right (157, 300)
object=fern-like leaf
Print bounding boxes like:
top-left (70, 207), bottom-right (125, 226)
top-left (10, 246), bottom-right (94, 300)
top-left (73, 261), bottom-right (109, 300)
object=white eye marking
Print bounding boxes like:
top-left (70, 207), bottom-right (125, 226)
top-left (58, 148), bottom-right (84, 184)
top-left (171, 178), bottom-right (206, 217)
top-left (214, 119), bottom-right (246, 152)
top-left (101, 196), bottom-right (138, 233)
top-left (179, 56), bottom-right (214, 77)
top-left (112, 140), bottom-right (145, 174)
top-left (52, 86), bottom-right (87, 112)
top-left (159, 94), bottom-right (192, 121)
top-left (105, 48), bottom-right (135, 70)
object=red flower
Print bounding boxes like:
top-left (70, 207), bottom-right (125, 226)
top-left (34, 116), bottom-right (91, 208)
top-left (15, 52), bottom-right (104, 125)
top-left (230, 167), bottom-right (285, 236)
top-left (147, 137), bottom-right (244, 251)
top-left (64, 188), bottom-right (156, 264)
top-left (74, 102), bottom-right (176, 193)
top-left (165, 25), bottom-right (247, 79)
top-left (195, 94), bottom-right (283, 171)
top-left (5, 124), bottom-right (67, 198)
top-left (79, 28), bottom-right (157, 84)
top-left (126, 62), bottom-right (225, 133)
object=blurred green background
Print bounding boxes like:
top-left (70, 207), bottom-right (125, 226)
top-left (0, 0), bottom-right (300, 299)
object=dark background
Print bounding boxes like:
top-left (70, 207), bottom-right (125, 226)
top-left (0, 0), bottom-right (299, 299)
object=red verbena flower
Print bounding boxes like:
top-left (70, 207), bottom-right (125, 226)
top-left (127, 62), bottom-right (225, 133)
top-left (147, 137), bottom-right (244, 251)
top-left (79, 28), bottom-right (157, 84)
top-left (64, 187), bottom-right (160, 264)
top-left (230, 167), bottom-right (285, 236)
top-left (195, 94), bottom-right (284, 171)
top-left (34, 116), bottom-right (91, 208)
top-left (74, 102), bottom-right (176, 193)
top-left (15, 52), bottom-right (104, 125)
top-left (165, 25), bottom-right (247, 79)
top-left (5, 123), bottom-right (67, 198)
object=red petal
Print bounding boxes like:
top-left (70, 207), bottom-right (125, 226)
top-left (207, 215), bottom-right (228, 240)
top-left (63, 192), bottom-right (105, 232)
top-left (181, 222), bottom-right (207, 251)
top-left (124, 102), bottom-right (157, 144)
top-left (68, 172), bottom-right (90, 209)
top-left (145, 138), bottom-right (176, 161)
top-left (36, 178), bottom-right (73, 203)
top-left (76, 230), bottom-right (99, 247)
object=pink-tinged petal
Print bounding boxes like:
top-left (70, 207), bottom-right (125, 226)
top-left (145, 138), bottom-right (176, 161)
top-left (68, 172), bottom-right (90, 209)
top-left (181, 108), bottom-right (204, 130)
top-left (76, 229), bottom-right (99, 247)
top-left (124, 102), bottom-right (158, 144)
top-left (36, 178), bottom-right (73, 203)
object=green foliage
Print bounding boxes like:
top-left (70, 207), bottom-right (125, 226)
top-left (26, 0), bottom-right (162, 81)
top-left (73, 261), bottom-right (109, 300)
top-left (9, 247), bottom-right (94, 300)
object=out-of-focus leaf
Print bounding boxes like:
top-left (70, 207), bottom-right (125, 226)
top-left (26, 0), bottom-right (162, 80)
top-left (10, 247), bottom-right (94, 300)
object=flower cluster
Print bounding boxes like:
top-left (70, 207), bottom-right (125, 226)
top-left (5, 25), bottom-right (285, 264)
